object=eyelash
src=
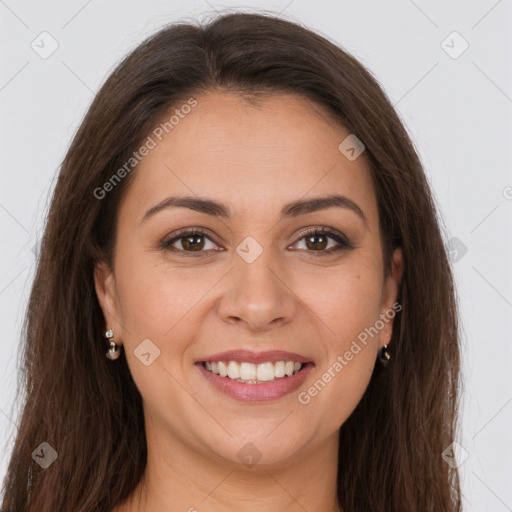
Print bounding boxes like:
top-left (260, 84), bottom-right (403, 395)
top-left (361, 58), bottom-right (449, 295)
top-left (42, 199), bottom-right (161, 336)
top-left (160, 226), bottom-right (354, 258)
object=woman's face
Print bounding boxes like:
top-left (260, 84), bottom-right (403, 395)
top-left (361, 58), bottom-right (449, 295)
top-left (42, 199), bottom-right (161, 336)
top-left (95, 91), bottom-right (403, 467)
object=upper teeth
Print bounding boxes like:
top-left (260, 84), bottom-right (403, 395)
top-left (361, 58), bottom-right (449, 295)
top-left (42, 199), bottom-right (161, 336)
top-left (204, 360), bottom-right (303, 382)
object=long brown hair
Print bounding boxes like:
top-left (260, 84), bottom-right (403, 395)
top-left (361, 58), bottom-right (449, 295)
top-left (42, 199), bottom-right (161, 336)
top-left (1, 11), bottom-right (462, 512)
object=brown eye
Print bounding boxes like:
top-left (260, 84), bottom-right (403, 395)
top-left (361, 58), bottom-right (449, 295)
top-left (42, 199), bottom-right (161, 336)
top-left (161, 229), bottom-right (220, 256)
top-left (291, 228), bottom-right (353, 254)
top-left (305, 233), bottom-right (328, 251)
top-left (181, 234), bottom-right (206, 251)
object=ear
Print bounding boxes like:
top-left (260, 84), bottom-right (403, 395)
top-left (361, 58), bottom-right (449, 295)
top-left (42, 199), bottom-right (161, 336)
top-left (378, 247), bottom-right (404, 349)
top-left (94, 261), bottom-right (124, 344)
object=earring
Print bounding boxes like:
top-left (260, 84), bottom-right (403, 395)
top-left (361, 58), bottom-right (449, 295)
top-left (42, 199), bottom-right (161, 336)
top-left (104, 328), bottom-right (121, 360)
top-left (378, 344), bottom-right (391, 366)
top-left (378, 332), bottom-right (391, 367)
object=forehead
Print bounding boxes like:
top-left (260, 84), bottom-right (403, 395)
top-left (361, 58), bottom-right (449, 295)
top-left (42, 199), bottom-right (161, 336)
top-left (120, 91), bottom-right (378, 224)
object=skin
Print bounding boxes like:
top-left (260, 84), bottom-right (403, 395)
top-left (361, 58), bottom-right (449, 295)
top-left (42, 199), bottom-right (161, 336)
top-left (95, 91), bottom-right (403, 512)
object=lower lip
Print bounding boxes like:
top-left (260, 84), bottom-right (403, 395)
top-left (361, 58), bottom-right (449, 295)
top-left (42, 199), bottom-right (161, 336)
top-left (196, 362), bottom-right (314, 402)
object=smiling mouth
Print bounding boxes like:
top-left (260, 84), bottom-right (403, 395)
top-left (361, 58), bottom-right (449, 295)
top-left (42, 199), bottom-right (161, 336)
top-left (201, 360), bottom-right (310, 384)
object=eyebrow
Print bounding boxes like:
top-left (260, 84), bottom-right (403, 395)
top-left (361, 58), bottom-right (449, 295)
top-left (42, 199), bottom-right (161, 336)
top-left (140, 194), bottom-right (367, 226)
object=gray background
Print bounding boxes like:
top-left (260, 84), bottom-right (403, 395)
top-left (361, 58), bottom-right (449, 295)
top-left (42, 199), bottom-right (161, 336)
top-left (1, 0), bottom-right (511, 509)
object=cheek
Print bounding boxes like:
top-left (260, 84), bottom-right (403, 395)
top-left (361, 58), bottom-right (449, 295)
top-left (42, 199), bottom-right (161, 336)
top-left (112, 250), bottom-right (202, 406)
top-left (296, 256), bottom-right (383, 406)
top-left (297, 273), bottom-right (381, 427)
top-left (114, 242), bottom-right (206, 338)
top-left (300, 257), bottom-right (384, 339)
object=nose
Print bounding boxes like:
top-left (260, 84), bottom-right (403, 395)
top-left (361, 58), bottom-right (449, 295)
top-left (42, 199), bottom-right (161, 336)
top-left (217, 249), bottom-right (297, 332)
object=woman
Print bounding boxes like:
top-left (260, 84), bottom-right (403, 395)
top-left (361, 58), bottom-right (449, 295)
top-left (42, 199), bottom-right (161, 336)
top-left (1, 11), bottom-right (462, 512)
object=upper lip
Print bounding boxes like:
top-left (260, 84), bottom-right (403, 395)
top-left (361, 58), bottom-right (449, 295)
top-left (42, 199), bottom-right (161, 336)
top-left (196, 350), bottom-right (313, 365)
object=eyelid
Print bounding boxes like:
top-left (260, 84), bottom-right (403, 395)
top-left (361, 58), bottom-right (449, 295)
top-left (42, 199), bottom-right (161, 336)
top-left (294, 225), bottom-right (348, 242)
top-left (160, 227), bottom-right (223, 252)
top-left (290, 226), bottom-right (354, 251)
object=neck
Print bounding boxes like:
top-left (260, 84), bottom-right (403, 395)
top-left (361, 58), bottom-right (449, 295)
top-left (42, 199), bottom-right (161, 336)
top-left (115, 418), bottom-right (342, 512)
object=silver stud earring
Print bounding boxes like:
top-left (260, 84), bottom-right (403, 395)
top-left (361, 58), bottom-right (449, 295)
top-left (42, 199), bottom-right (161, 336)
top-left (104, 328), bottom-right (121, 360)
